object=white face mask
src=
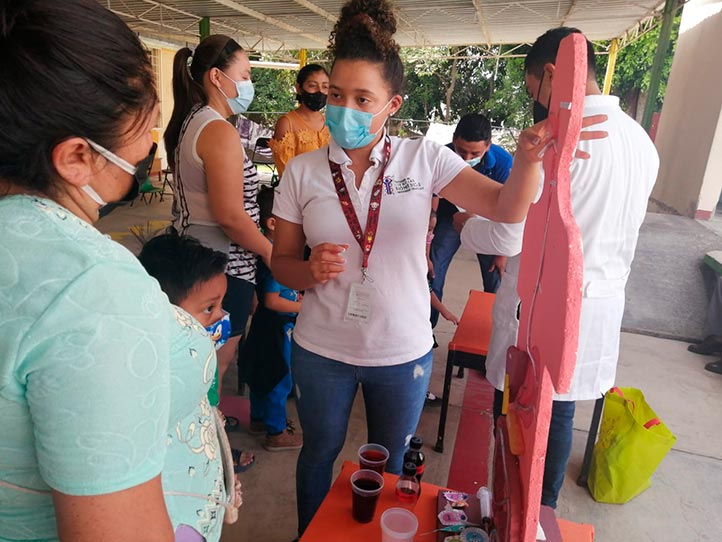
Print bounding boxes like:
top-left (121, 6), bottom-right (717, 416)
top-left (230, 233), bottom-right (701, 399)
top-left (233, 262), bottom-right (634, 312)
top-left (82, 139), bottom-right (139, 206)
top-left (466, 156), bottom-right (482, 168)
top-left (218, 71), bottom-right (255, 115)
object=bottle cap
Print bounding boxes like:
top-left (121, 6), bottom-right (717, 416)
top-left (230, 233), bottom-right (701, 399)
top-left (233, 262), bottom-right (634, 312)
top-left (402, 462), bottom-right (418, 476)
top-left (410, 436), bottom-right (423, 449)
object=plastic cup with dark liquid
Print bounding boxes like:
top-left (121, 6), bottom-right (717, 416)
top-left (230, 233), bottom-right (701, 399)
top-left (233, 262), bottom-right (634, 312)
top-left (358, 443), bottom-right (390, 475)
top-left (350, 469), bottom-right (385, 523)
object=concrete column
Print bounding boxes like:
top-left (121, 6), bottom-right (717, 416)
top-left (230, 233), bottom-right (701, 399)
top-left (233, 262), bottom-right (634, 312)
top-left (651, 0), bottom-right (722, 219)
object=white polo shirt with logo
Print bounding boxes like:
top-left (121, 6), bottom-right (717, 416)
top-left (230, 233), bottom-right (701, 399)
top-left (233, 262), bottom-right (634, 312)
top-left (273, 134), bottom-right (467, 366)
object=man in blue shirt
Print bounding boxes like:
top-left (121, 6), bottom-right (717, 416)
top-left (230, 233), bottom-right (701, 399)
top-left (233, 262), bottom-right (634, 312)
top-left (430, 113), bottom-right (513, 327)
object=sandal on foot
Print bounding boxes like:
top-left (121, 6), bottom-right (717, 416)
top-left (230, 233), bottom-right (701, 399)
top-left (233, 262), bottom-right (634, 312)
top-left (231, 448), bottom-right (256, 473)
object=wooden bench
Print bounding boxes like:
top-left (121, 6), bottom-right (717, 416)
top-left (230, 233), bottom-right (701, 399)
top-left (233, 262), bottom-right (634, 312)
top-left (435, 290), bottom-right (495, 453)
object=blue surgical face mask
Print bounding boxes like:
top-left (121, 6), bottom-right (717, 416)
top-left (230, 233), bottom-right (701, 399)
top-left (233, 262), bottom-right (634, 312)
top-left (219, 71), bottom-right (254, 115)
top-left (466, 157), bottom-right (482, 168)
top-left (82, 139), bottom-right (139, 207)
top-left (325, 99), bottom-right (393, 149)
top-left (205, 310), bottom-right (231, 350)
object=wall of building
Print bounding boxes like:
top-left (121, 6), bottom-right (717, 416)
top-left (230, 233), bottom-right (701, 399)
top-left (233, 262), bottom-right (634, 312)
top-left (651, 0), bottom-right (722, 219)
top-left (142, 38), bottom-right (180, 169)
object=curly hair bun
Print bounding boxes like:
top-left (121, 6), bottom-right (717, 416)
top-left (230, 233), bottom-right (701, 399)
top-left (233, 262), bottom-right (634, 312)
top-left (330, 0), bottom-right (399, 59)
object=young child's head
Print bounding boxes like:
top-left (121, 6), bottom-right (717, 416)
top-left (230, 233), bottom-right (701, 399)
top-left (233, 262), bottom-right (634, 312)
top-left (138, 232), bottom-right (228, 328)
top-left (258, 185), bottom-right (275, 239)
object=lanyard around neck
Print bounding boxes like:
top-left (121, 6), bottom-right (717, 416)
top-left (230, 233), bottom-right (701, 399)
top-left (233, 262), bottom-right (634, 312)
top-left (328, 136), bottom-right (392, 281)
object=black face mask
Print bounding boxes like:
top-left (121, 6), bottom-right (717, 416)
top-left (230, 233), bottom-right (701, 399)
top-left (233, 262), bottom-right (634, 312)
top-left (120, 150), bottom-right (154, 202)
top-left (532, 72), bottom-right (551, 124)
top-left (297, 90), bottom-right (327, 112)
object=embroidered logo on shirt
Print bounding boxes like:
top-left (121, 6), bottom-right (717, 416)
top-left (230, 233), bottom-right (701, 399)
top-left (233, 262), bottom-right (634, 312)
top-left (383, 177), bottom-right (394, 195)
top-left (382, 176), bottom-right (423, 195)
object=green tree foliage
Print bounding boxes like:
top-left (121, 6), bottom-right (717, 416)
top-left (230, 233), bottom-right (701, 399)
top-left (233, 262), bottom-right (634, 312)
top-left (248, 67), bottom-right (297, 123)
top-left (400, 46), bottom-right (532, 130)
top-left (613, 13), bottom-right (681, 115)
top-left (485, 56), bottom-right (532, 128)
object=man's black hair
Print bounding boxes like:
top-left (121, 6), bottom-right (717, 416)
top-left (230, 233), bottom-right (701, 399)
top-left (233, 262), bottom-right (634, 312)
top-left (453, 113), bottom-right (492, 143)
top-left (257, 185), bottom-right (275, 230)
top-left (138, 233), bottom-right (228, 305)
top-left (524, 27), bottom-right (597, 79)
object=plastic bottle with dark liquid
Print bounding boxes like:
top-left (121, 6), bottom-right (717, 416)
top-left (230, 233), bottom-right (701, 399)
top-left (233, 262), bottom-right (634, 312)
top-left (403, 436), bottom-right (425, 483)
top-left (395, 462), bottom-right (420, 506)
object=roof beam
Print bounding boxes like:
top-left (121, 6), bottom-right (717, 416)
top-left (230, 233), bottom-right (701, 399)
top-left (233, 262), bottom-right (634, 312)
top-left (211, 0), bottom-right (327, 46)
top-left (561, 0), bottom-right (579, 26)
top-left (293, 0), bottom-right (337, 23)
top-left (472, 0), bottom-right (493, 47)
top-left (136, 0), bottom-right (254, 39)
top-left (395, 8), bottom-right (431, 47)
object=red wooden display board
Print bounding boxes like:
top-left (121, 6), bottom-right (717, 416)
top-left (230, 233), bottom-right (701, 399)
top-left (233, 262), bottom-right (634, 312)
top-left (493, 33), bottom-right (588, 542)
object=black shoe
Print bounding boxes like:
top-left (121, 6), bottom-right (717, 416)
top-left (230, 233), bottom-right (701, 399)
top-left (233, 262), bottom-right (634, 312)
top-left (705, 360), bottom-right (722, 375)
top-left (688, 335), bottom-right (722, 356)
top-left (425, 391), bottom-right (442, 407)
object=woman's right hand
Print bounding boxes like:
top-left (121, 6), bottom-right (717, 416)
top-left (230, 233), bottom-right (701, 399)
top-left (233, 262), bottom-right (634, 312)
top-left (309, 243), bottom-right (348, 284)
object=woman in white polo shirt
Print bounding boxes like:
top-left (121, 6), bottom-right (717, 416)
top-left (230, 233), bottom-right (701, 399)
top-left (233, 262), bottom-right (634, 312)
top-left (271, 0), bottom-right (548, 534)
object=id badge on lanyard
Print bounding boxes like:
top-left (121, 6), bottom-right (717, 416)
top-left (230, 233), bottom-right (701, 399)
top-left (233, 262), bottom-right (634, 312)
top-left (328, 136), bottom-right (391, 324)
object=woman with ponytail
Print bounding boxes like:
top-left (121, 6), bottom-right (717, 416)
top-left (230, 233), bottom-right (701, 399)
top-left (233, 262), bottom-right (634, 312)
top-left (271, 0), bottom-right (555, 534)
top-left (165, 36), bottom-right (274, 449)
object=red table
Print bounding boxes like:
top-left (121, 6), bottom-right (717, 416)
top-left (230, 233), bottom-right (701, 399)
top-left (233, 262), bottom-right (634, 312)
top-left (301, 461), bottom-right (594, 542)
top-left (301, 461), bottom-right (441, 541)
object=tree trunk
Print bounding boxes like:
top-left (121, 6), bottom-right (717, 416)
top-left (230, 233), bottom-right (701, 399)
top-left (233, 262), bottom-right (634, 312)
top-left (445, 57), bottom-right (459, 122)
top-left (623, 87), bottom-right (641, 120)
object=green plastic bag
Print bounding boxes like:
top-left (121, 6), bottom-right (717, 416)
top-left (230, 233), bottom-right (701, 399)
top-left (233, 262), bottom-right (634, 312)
top-left (588, 387), bottom-right (676, 503)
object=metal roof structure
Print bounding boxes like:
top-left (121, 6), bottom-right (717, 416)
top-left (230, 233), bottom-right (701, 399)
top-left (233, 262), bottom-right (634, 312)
top-left (104, 0), bottom-right (667, 52)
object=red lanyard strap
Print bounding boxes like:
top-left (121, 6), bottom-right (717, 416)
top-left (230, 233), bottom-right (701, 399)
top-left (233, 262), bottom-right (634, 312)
top-left (328, 136), bottom-right (391, 275)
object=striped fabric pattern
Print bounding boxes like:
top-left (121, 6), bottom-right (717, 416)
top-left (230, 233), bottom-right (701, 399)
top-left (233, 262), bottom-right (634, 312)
top-left (227, 154), bottom-right (260, 282)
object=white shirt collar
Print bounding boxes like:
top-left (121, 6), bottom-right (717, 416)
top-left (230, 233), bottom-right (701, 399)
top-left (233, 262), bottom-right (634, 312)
top-left (328, 130), bottom-right (389, 167)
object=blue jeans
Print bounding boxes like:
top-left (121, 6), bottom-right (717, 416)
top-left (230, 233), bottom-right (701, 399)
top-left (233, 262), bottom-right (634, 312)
top-left (493, 390), bottom-right (575, 509)
top-left (250, 322), bottom-right (294, 434)
top-left (542, 400), bottom-right (576, 509)
top-left (292, 342), bottom-right (432, 535)
top-left (430, 215), bottom-right (500, 327)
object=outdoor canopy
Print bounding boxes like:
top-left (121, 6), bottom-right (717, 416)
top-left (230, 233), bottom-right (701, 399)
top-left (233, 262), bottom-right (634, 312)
top-left (104, 0), bottom-right (668, 51)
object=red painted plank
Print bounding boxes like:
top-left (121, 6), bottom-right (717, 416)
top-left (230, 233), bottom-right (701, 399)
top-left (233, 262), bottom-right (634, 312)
top-left (446, 370), bottom-right (495, 493)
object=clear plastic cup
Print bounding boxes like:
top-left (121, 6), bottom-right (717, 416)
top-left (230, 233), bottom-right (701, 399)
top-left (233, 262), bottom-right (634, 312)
top-left (350, 469), bottom-right (384, 523)
top-left (358, 443), bottom-right (390, 474)
top-left (380, 507), bottom-right (418, 542)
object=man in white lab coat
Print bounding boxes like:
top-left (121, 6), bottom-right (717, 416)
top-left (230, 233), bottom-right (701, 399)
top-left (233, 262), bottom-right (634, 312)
top-left (456, 27), bottom-right (660, 509)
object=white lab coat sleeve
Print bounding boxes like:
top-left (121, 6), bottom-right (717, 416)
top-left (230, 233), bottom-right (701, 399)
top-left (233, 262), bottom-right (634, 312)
top-left (459, 217), bottom-right (525, 257)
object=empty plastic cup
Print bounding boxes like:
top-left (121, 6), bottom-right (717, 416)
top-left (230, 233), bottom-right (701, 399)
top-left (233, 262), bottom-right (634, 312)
top-left (380, 507), bottom-right (418, 542)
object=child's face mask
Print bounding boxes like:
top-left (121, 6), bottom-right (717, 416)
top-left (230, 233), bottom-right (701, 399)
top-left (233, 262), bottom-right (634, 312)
top-left (205, 310), bottom-right (231, 350)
